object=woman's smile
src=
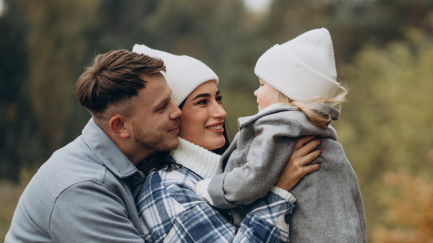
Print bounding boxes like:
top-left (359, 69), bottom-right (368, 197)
top-left (206, 122), bottom-right (224, 133)
top-left (179, 80), bottom-right (227, 151)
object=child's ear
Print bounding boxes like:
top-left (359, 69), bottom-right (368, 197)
top-left (109, 115), bottom-right (130, 139)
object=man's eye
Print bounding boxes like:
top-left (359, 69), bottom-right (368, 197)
top-left (157, 103), bottom-right (167, 112)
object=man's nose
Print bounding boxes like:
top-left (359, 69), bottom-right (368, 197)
top-left (169, 101), bottom-right (182, 120)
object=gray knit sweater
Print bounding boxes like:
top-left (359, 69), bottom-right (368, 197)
top-left (207, 103), bottom-right (367, 242)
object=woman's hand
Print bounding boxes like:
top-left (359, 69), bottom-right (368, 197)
top-left (275, 136), bottom-right (322, 191)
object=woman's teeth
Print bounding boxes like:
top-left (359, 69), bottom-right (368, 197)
top-left (207, 125), bottom-right (223, 130)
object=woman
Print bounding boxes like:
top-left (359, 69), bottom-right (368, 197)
top-left (132, 44), bottom-right (322, 242)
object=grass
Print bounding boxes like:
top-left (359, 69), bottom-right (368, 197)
top-left (0, 167), bottom-right (35, 241)
top-left (0, 181), bottom-right (24, 241)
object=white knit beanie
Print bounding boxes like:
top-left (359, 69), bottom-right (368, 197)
top-left (254, 28), bottom-right (340, 101)
top-left (132, 44), bottom-right (219, 106)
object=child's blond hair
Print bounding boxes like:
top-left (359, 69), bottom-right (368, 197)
top-left (276, 86), bottom-right (347, 129)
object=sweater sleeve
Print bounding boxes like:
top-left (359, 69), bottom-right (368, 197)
top-left (50, 181), bottom-right (144, 243)
top-left (195, 179), bottom-right (296, 206)
top-left (210, 117), bottom-right (300, 207)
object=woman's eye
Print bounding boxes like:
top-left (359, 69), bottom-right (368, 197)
top-left (216, 96), bottom-right (223, 104)
top-left (197, 99), bottom-right (207, 105)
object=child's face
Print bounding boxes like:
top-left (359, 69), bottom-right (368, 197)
top-left (254, 78), bottom-right (280, 111)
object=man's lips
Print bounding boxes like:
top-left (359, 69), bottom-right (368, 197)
top-left (169, 126), bottom-right (179, 133)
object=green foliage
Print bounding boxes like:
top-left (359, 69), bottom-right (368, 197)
top-left (0, 0), bottom-right (50, 181)
top-left (334, 29), bottom-right (433, 234)
top-left (1, 0), bottom-right (433, 240)
top-left (262, 0), bottom-right (433, 62)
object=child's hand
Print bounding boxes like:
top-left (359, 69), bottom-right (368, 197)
top-left (275, 136), bottom-right (322, 191)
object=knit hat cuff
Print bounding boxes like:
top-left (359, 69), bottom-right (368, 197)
top-left (255, 44), bottom-right (340, 101)
top-left (133, 44), bottom-right (218, 106)
top-left (254, 45), bottom-right (339, 101)
top-left (166, 56), bottom-right (218, 106)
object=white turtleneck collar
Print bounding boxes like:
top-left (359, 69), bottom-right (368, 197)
top-left (170, 137), bottom-right (222, 179)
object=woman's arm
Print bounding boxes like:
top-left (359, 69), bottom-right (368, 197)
top-left (136, 168), bottom-right (295, 243)
top-left (195, 135), bottom-right (322, 208)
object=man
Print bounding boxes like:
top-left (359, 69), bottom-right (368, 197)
top-left (5, 50), bottom-right (182, 242)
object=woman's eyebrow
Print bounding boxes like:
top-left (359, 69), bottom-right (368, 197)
top-left (192, 93), bottom-right (211, 100)
top-left (216, 90), bottom-right (220, 96)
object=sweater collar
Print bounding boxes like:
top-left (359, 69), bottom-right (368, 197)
top-left (170, 137), bottom-right (222, 179)
top-left (82, 118), bottom-right (143, 180)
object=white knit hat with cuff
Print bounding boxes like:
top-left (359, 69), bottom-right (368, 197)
top-left (133, 44), bottom-right (219, 106)
top-left (254, 28), bottom-right (340, 102)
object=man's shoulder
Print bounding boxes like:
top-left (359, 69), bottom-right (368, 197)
top-left (36, 135), bottom-right (113, 198)
top-left (6, 143), bottom-right (113, 243)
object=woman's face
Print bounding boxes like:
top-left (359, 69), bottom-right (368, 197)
top-left (179, 80), bottom-right (227, 151)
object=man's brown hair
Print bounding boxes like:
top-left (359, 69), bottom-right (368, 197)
top-left (76, 50), bottom-right (165, 118)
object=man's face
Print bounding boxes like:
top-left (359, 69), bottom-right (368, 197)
top-left (129, 73), bottom-right (181, 155)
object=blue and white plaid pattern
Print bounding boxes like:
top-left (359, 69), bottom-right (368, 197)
top-left (136, 166), bottom-right (296, 242)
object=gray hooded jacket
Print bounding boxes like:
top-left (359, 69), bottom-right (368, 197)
top-left (208, 104), bottom-right (367, 242)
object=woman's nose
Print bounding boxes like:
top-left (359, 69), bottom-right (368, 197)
top-left (254, 89), bottom-right (258, 97)
top-left (212, 102), bottom-right (227, 119)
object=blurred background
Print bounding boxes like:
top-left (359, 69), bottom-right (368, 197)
top-left (1, 0), bottom-right (433, 241)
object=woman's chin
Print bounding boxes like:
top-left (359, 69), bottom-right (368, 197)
top-left (202, 137), bottom-right (226, 151)
top-left (180, 131), bottom-right (225, 151)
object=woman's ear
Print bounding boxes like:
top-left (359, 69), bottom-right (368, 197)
top-left (109, 115), bottom-right (130, 139)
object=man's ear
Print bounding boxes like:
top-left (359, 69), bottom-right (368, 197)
top-left (109, 115), bottom-right (130, 139)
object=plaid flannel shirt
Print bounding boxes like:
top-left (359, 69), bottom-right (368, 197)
top-left (136, 166), bottom-right (296, 242)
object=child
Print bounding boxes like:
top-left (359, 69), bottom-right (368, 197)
top-left (195, 28), bottom-right (367, 242)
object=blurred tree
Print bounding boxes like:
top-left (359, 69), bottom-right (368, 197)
top-left (20, 0), bottom-right (103, 152)
top-left (335, 28), bottom-right (433, 236)
top-left (0, 0), bottom-right (256, 179)
top-left (325, 0), bottom-right (433, 62)
top-left (0, 0), bottom-right (49, 181)
top-left (133, 0), bottom-right (259, 93)
top-left (371, 169), bottom-right (433, 243)
top-left (259, 0), bottom-right (433, 63)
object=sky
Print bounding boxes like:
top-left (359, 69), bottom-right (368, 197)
top-left (243, 0), bottom-right (272, 12)
top-left (0, 0), bottom-right (271, 16)
top-left (0, 0), bottom-right (4, 16)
